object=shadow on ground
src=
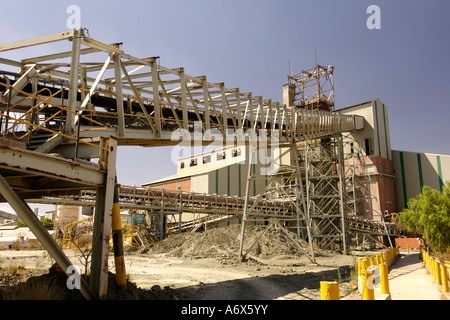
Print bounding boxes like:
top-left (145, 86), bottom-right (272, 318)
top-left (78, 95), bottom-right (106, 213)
top-left (171, 265), bottom-right (354, 300)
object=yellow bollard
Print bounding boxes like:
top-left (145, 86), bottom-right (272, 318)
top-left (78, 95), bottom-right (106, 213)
top-left (441, 264), bottom-right (449, 293)
top-left (363, 256), bottom-right (370, 268)
top-left (380, 263), bottom-right (390, 295)
top-left (424, 252), bottom-right (428, 271)
top-left (376, 255), bottom-right (381, 267)
top-left (358, 257), bottom-right (364, 277)
top-left (407, 245), bottom-right (410, 255)
top-left (370, 255), bottom-right (376, 266)
top-left (357, 257), bottom-right (366, 294)
top-left (430, 258), bottom-right (435, 278)
top-left (435, 260), bottom-right (442, 286)
top-left (435, 260), bottom-right (440, 282)
top-left (362, 267), bottom-right (375, 300)
top-left (321, 281), bottom-right (340, 300)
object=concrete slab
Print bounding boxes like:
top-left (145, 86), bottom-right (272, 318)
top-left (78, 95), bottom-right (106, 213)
top-left (388, 253), bottom-right (442, 300)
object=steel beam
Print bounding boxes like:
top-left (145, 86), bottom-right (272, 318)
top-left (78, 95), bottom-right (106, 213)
top-left (65, 28), bottom-right (82, 137)
top-left (89, 137), bottom-right (118, 298)
top-left (150, 59), bottom-right (161, 136)
top-left (114, 54), bottom-right (125, 138)
top-left (0, 173), bottom-right (95, 300)
top-left (2, 65), bottom-right (37, 101)
top-left (0, 30), bottom-right (74, 52)
top-left (0, 144), bottom-right (105, 187)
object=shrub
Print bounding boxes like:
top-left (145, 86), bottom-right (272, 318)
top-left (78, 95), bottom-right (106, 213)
top-left (399, 182), bottom-right (450, 254)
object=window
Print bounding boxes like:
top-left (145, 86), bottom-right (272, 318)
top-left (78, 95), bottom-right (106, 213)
top-left (364, 138), bottom-right (371, 155)
top-left (203, 155), bottom-right (211, 164)
top-left (217, 152), bottom-right (226, 161)
top-left (190, 158), bottom-right (198, 167)
top-left (180, 162), bottom-right (185, 169)
top-left (232, 148), bottom-right (241, 157)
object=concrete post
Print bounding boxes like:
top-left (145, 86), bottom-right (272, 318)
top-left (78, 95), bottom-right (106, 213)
top-left (380, 263), bottom-right (390, 295)
top-left (441, 263), bottom-right (449, 293)
top-left (320, 281), bottom-right (340, 300)
top-left (362, 266), bottom-right (375, 300)
top-left (435, 260), bottom-right (442, 286)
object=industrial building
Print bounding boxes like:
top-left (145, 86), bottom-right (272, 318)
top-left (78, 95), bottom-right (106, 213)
top-left (0, 29), bottom-right (448, 299)
top-left (145, 96), bottom-right (450, 223)
top-left (144, 144), bottom-right (292, 198)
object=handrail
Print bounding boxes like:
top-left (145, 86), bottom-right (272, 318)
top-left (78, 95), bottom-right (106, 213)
top-left (0, 82), bottom-right (109, 152)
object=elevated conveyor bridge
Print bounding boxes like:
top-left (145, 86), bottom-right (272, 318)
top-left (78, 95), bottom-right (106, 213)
top-left (0, 28), bottom-right (391, 299)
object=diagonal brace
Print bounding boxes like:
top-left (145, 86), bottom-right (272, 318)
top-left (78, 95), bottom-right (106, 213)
top-left (0, 173), bottom-right (96, 300)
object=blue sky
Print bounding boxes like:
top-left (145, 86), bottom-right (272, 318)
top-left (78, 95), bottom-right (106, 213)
top-left (1, 0), bottom-right (449, 188)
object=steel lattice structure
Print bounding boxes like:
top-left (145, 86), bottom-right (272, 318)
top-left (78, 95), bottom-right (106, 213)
top-left (0, 28), bottom-right (390, 299)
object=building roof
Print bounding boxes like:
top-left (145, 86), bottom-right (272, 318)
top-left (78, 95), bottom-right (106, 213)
top-left (334, 99), bottom-right (378, 113)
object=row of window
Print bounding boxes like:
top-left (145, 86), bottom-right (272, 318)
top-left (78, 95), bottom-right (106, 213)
top-left (180, 148), bottom-right (242, 169)
top-left (349, 138), bottom-right (373, 156)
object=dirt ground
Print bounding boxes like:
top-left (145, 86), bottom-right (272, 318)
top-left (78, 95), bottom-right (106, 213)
top-left (0, 224), bottom-right (360, 300)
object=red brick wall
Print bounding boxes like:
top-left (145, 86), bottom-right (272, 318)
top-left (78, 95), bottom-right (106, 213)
top-left (395, 237), bottom-right (422, 249)
top-left (150, 178), bottom-right (191, 191)
top-left (345, 156), bottom-right (397, 221)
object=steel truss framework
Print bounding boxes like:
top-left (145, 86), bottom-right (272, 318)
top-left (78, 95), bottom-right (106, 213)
top-left (287, 65), bottom-right (335, 111)
top-left (298, 136), bottom-right (348, 253)
top-left (238, 144), bottom-right (316, 263)
top-left (0, 28), bottom-right (382, 299)
top-left (0, 29), bottom-right (358, 152)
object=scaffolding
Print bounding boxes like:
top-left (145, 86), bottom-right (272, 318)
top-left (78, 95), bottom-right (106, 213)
top-left (287, 65), bottom-right (335, 111)
top-left (297, 136), bottom-right (348, 253)
top-left (237, 144), bottom-right (316, 263)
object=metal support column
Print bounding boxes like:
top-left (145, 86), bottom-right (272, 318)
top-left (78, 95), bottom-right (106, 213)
top-left (89, 137), bottom-right (118, 298)
top-left (336, 134), bottom-right (348, 254)
top-left (292, 144), bottom-right (316, 263)
top-left (0, 174), bottom-right (95, 300)
top-left (65, 28), bottom-right (82, 136)
top-left (238, 146), bottom-right (256, 259)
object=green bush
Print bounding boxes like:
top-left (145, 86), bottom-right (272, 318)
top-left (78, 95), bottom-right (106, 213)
top-left (40, 218), bottom-right (54, 230)
top-left (16, 218), bottom-right (54, 230)
top-left (399, 182), bottom-right (450, 254)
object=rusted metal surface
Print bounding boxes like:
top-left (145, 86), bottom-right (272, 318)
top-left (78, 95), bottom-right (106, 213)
top-left (0, 142), bottom-right (105, 188)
